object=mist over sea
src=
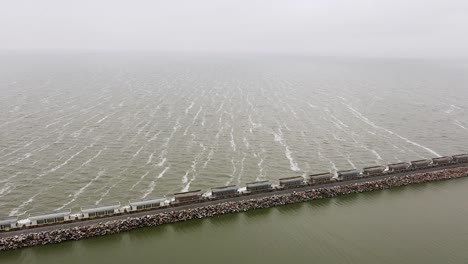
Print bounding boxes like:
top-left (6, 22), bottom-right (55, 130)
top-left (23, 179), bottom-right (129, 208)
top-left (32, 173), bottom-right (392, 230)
top-left (0, 52), bottom-right (467, 217)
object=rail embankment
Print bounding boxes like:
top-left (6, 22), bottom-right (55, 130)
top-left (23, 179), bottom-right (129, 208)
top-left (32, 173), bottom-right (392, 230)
top-left (1, 166), bottom-right (468, 251)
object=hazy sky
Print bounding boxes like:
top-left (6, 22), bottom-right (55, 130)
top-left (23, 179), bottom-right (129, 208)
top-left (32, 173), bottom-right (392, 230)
top-left (1, 0), bottom-right (468, 57)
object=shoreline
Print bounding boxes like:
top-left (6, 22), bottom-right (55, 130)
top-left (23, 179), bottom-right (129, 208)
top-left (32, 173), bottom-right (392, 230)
top-left (1, 166), bottom-right (468, 251)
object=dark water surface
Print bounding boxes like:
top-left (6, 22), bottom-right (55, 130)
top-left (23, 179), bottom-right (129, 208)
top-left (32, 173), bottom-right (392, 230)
top-left (2, 177), bottom-right (468, 264)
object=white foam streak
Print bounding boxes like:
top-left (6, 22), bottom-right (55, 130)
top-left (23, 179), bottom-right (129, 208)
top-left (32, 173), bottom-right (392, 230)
top-left (372, 149), bottom-right (383, 160)
top-left (141, 166), bottom-right (170, 199)
top-left (256, 156), bottom-right (265, 181)
top-left (0, 172), bottom-right (22, 184)
top-left (40, 142), bottom-right (95, 179)
top-left (308, 103), bottom-right (317, 108)
top-left (185, 101), bottom-right (195, 115)
top-left (58, 148), bottom-right (105, 180)
top-left (181, 143), bottom-right (206, 191)
top-left (225, 158), bottom-right (235, 185)
top-left (0, 137), bottom-right (39, 159)
top-left (0, 183), bottom-right (15, 197)
top-left (272, 130), bottom-right (300, 172)
top-left (230, 127), bottom-right (236, 152)
top-left (132, 146), bottom-right (144, 158)
top-left (344, 103), bottom-right (440, 157)
top-left (148, 131), bottom-right (161, 142)
top-left (248, 115), bottom-right (262, 134)
top-left (243, 136), bottom-right (250, 149)
top-left (184, 106), bottom-right (203, 135)
top-left (320, 152), bottom-right (338, 176)
top-left (347, 157), bottom-right (356, 169)
top-left (56, 169), bottom-right (106, 210)
top-left (330, 114), bottom-right (349, 128)
top-left (147, 153), bottom-right (154, 164)
top-left (130, 171), bottom-right (151, 190)
top-left (237, 154), bottom-right (246, 184)
top-left (9, 192), bottom-right (41, 216)
top-left (203, 148), bottom-right (214, 169)
top-left (157, 156), bottom-right (166, 167)
top-left (455, 120), bottom-right (468, 131)
top-left (181, 171), bottom-right (189, 184)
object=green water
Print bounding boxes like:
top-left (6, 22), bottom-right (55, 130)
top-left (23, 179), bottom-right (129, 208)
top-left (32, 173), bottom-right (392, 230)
top-left (2, 178), bottom-right (468, 264)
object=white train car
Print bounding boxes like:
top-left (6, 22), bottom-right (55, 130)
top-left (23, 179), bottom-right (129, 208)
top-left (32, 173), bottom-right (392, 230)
top-left (27, 210), bottom-right (72, 227)
top-left (0, 216), bottom-right (18, 231)
top-left (80, 203), bottom-right (121, 219)
top-left (129, 198), bottom-right (166, 212)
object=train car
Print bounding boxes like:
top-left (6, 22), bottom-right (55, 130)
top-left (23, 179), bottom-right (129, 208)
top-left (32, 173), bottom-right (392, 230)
top-left (26, 209), bottom-right (72, 227)
top-left (337, 169), bottom-right (360, 181)
top-left (278, 176), bottom-right (305, 189)
top-left (362, 166), bottom-right (386, 177)
top-left (387, 162), bottom-right (411, 172)
top-left (0, 216), bottom-right (18, 231)
top-left (210, 185), bottom-right (239, 199)
top-left (411, 159), bottom-right (432, 169)
top-left (432, 156), bottom-right (453, 166)
top-left (80, 203), bottom-right (121, 219)
top-left (452, 154), bottom-right (468, 163)
top-left (128, 198), bottom-right (166, 212)
top-left (171, 190), bottom-right (204, 205)
top-left (245, 181), bottom-right (273, 193)
top-left (309, 172), bottom-right (334, 185)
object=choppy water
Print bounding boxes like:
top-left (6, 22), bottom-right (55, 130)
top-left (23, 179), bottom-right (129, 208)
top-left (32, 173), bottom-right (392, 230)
top-left (0, 53), bottom-right (467, 219)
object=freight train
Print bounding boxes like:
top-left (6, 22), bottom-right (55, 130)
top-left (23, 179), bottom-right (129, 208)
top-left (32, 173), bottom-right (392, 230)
top-left (1, 153), bottom-right (467, 232)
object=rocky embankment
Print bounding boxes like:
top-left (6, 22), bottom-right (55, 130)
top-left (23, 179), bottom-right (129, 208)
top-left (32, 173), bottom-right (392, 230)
top-left (1, 167), bottom-right (468, 251)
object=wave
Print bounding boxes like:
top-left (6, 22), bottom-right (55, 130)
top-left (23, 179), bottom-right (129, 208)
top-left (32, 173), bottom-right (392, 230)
top-left (454, 120), bottom-right (468, 131)
top-left (344, 103), bottom-right (440, 157)
top-left (272, 130), bottom-right (301, 172)
top-left (147, 153), bottom-right (154, 165)
top-left (56, 169), bottom-right (107, 210)
top-left (141, 166), bottom-right (170, 199)
top-left (130, 171), bottom-right (151, 191)
top-left (185, 101), bottom-right (195, 115)
top-left (9, 192), bottom-right (42, 216)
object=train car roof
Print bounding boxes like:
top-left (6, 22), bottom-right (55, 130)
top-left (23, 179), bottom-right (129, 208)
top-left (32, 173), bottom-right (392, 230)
top-left (246, 181), bottom-right (272, 187)
top-left (173, 190), bottom-right (202, 196)
top-left (309, 172), bottom-right (332, 177)
top-left (432, 156), bottom-right (452, 160)
top-left (81, 204), bottom-right (121, 214)
top-left (280, 179), bottom-right (304, 184)
top-left (211, 185), bottom-right (238, 191)
top-left (310, 173), bottom-right (332, 179)
top-left (129, 198), bottom-right (166, 207)
top-left (0, 216), bottom-right (18, 225)
top-left (411, 159), bottom-right (431, 163)
top-left (363, 165), bottom-right (385, 169)
top-left (279, 176), bottom-right (303, 180)
top-left (337, 169), bottom-right (358, 173)
top-left (388, 162), bottom-right (410, 165)
top-left (245, 180), bottom-right (269, 185)
top-left (279, 176), bottom-right (304, 182)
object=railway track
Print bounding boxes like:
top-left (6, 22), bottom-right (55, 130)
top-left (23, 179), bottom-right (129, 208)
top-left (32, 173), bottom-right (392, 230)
top-left (1, 163), bottom-right (467, 239)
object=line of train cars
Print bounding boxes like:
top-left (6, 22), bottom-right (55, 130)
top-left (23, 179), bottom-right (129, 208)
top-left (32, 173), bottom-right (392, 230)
top-left (1, 154), bottom-right (467, 232)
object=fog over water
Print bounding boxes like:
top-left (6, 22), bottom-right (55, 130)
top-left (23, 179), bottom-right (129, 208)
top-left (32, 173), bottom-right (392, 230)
top-left (1, 0), bottom-right (468, 57)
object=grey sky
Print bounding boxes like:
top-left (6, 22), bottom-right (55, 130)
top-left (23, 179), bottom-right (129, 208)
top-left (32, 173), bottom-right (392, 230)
top-left (1, 0), bottom-right (468, 57)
